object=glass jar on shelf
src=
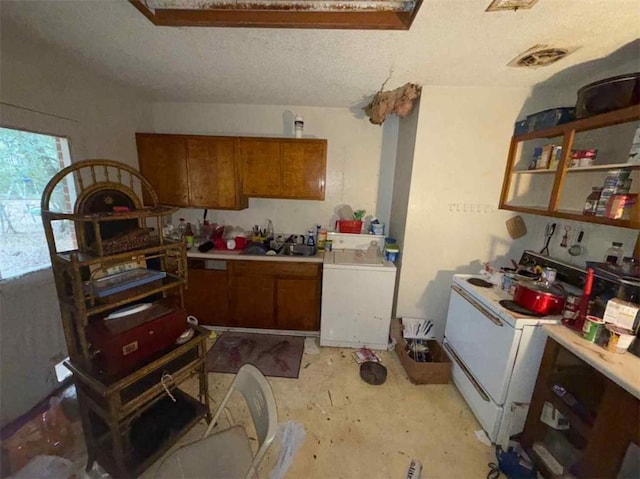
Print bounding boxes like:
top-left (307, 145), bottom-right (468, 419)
top-left (604, 242), bottom-right (624, 265)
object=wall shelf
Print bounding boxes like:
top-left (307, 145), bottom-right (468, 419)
top-left (500, 105), bottom-right (640, 231)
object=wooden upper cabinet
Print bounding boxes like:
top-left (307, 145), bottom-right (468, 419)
top-left (136, 133), bottom-right (247, 210)
top-left (239, 139), bottom-right (282, 198)
top-left (240, 138), bottom-right (327, 200)
top-left (186, 137), bottom-right (248, 210)
top-left (136, 134), bottom-right (189, 207)
top-left (281, 140), bottom-right (327, 199)
top-left (137, 133), bottom-right (328, 204)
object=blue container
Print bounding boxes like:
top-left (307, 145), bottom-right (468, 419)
top-left (513, 119), bottom-right (530, 136)
top-left (527, 107), bottom-right (575, 132)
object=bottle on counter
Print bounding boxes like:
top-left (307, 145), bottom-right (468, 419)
top-left (317, 228), bottom-right (327, 251)
top-left (294, 115), bottom-right (304, 138)
top-left (306, 230), bottom-right (315, 247)
top-left (574, 268), bottom-right (594, 332)
top-left (184, 222), bottom-right (194, 249)
top-left (177, 218), bottom-right (187, 239)
top-left (266, 219), bottom-right (274, 241)
top-left (604, 242), bottom-right (624, 265)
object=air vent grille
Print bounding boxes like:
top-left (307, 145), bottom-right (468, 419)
top-left (508, 44), bottom-right (579, 68)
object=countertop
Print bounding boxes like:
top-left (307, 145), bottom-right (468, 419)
top-left (543, 324), bottom-right (640, 400)
top-left (187, 249), bottom-right (324, 263)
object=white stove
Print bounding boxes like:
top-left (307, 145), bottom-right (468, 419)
top-left (452, 275), bottom-right (562, 327)
top-left (444, 274), bottom-right (562, 447)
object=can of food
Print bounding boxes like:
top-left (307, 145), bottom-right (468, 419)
top-left (582, 315), bottom-right (604, 342)
top-left (501, 273), bottom-right (516, 293)
top-left (605, 324), bottom-right (635, 353)
top-left (316, 229), bottom-right (327, 251)
top-left (561, 294), bottom-right (581, 327)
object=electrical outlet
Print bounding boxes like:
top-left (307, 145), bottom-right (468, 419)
top-left (449, 203), bottom-right (495, 213)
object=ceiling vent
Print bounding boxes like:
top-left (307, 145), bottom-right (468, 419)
top-left (486, 0), bottom-right (539, 11)
top-left (508, 44), bottom-right (579, 68)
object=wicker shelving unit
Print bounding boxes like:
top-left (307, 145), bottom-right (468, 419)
top-left (41, 159), bottom-right (210, 478)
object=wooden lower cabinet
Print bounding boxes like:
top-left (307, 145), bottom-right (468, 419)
top-left (276, 277), bottom-right (320, 330)
top-left (521, 337), bottom-right (639, 478)
top-left (184, 260), bottom-right (230, 326)
top-left (187, 259), bottom-right (321, 331)
top-left (229, 273), bottom-right (276, 329)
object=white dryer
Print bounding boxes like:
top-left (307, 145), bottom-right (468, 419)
top-left (320, 233), bottom-right (397, 350)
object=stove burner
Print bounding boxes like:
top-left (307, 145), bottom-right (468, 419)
top-left (499, 300), bottom-right (546, 317)
top-left (467, 278), bottom-right (493, 288)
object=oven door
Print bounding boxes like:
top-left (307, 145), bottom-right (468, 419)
top-left (444, 284), bottom-right (522, 404)
top-left (444, 338), bottom-right (502, 442)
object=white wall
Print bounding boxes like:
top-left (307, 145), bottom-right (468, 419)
top-left (395, 79), bottom-right (638, 340)
top-left (0, 22), bottom-right (152, 426)
top-left (150, 103), bottom-right (394, 235)
top-left (394, 86), bottom-right (534, 339)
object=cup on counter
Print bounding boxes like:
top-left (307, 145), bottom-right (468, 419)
top-left (604, 324), bottom-right (635, 353)
top-left (582, 315), bottom-right (604, 342)
top-left (235, 236), bottom-right (247, 250)
top-left (501, 273), bottom-right (517, 294)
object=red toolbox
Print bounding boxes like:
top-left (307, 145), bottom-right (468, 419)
top-left (87, 304), bottom-right (188, 377)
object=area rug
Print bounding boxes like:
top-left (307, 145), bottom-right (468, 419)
top-left (206, 332), bottom-right (304, 379)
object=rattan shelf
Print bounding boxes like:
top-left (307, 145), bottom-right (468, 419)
top-left (41, 159), bottom-right (209, 478)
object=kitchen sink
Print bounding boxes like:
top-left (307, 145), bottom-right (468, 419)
top-left (240, 242), bottom-right (317, 256)
top-left (280, 244), bottom-right (316, 256)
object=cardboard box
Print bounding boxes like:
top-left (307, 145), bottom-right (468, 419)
top-left (603, 298), bottom-right (640, 332)
top-left (391, 318), bottom-right (451, 385)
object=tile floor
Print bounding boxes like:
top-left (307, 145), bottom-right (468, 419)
top-left (142, 343), bottom-right (494, 479)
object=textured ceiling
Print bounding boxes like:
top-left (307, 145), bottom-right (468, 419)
top-left (1, 0), bottom-right (639, 107)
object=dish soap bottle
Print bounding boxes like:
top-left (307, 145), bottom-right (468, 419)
top-left (604, 242), bottom-right (624, 265)
top-left (306, 229), bottom-right (315, 247)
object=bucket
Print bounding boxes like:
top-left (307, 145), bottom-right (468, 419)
top-left (335, 220), bottom-right (363, 234)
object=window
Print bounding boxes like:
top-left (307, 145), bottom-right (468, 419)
top-left (0, 127), bottom-right (76, 279)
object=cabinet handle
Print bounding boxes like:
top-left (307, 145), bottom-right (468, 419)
top-left (444, 341), bottom-right (491, 402)
top-left (451, 284), bottom-right (503, 327)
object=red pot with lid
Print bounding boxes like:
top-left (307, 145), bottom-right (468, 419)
top-left (513, 280), bottom-right (566, 315)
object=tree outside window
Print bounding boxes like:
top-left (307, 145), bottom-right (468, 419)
top-left (0, 127), bottom-right (76, 279)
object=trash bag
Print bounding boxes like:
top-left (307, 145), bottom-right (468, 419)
top-left (3, 397), bottom-right (74, 475)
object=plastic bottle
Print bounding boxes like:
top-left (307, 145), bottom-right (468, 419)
top-left (184, 222), bottom-right (194, 249)
top-left (306, 229), bottom-right (315, 247)
top-left (294, 115), bottom-right (304, 138)
top-left (177, 218), bottom-right (187, 239)
top-left (604, 242), bottom-right (624, 265)
top-left (266, 219), bottom-right (274, 240)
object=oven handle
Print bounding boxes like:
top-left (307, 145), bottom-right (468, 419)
top-left (444, 341), bottom-right (491, 403)
top-left (451, 283), bottom-right (503, 327)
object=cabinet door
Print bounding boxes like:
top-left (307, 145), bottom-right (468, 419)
top-left (281, 140), bottom-right (327, 200)
top-left (184, 267), bottom-right (230, 326)
top-left (239, 139), bottom-right (282, 197)
top-left (136, 134), bottom-right (189, 207)
top-left (228, 263), bottom-right (276, 328)
top-left (276, 277), bottom-right (320, 331)
top-left (186, 138), bottom-right (247, 210)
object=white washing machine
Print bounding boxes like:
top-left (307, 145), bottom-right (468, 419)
top-left (320, 232), bottom-right (397, 350)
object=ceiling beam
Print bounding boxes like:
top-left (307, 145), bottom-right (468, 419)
top-left (130, 0), bottom-right (422, 30)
